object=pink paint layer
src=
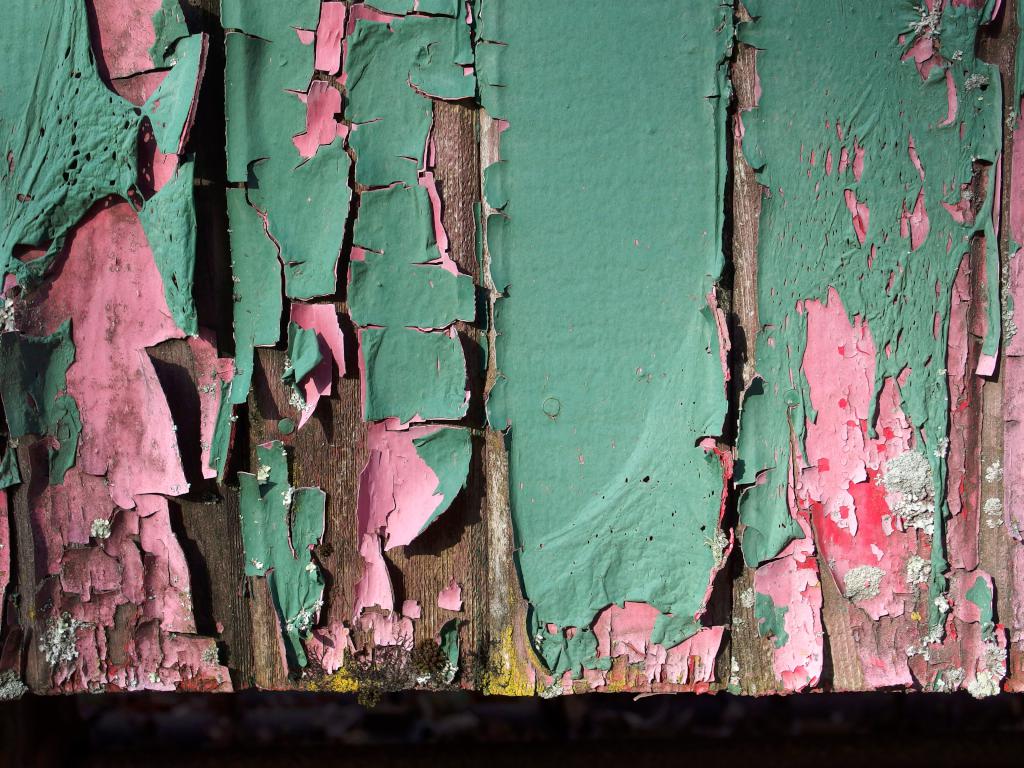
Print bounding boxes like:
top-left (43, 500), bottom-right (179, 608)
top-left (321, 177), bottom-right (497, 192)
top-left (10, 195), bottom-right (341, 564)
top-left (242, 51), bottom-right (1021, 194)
top-left (437, 578), bottom-right (462, 612)
top-left (33, 200), bottom-right (188, 509)
top-left (289, 302), bottom-right (345, 428)
top-left (88, 0), bottom-right (163, 80)
top-left (357, 420), bottom-right (454, 551)
top-left (188, 330), bottom-right (235, 480)
top-left (293, 81), bottom-right (345, 159)
top-left (315, 2), bottom-right (347, 74)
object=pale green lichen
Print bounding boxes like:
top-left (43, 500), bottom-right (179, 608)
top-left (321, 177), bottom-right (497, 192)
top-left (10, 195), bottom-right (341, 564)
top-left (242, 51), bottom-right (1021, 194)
top-left (201, 643), bottom-right (220, 666)
top-left (905, 555), bottom-right (931, 585)
top-left (910, 3), bottom-right (942, 39)
top-left (843, 565), bottom-right (884, 603)
top-left (964, 73), bottom-right (991, 91)
top-left (538, 681), bottom-right (564, 699)
top-left (966, 642), bottom-right (1006, 699)
top-left (0, 670), bottom-right (28, 700)
top-left (0, 296), bottom-right (15, 333)
top-left (983, 497), bottom-right (1003, 528)
top-left (39, 612), bottom-right (83, 667)
top-left (90, 518), bottom-right (111, 540)
top-left (740, 587), bottom-right (755, 609)
top-left (879, 451), bottom-right (935, 534)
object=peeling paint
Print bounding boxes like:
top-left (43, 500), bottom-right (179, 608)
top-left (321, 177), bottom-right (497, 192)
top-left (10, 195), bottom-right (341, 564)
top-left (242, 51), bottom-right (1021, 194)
top-left (240, 441), bottom-right (326, 669)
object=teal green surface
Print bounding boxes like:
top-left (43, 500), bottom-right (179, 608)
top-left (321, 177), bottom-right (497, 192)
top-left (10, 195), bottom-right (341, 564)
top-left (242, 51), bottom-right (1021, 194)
top-left (138, 161), bottom-right (199, 335)
top-left (226, 188), bottom-right (282, 407)
top-left (361, 327), bottom-right (467, 422)
top-left (0, 321), bottom-right (81, 485)
top-left (754, 592), bottom-right (790, 649)
top-left (346, 14), bottom-right (475, 187)
top-left (349, 185), bottom-right (475, 329)
top-left (0, 2), bottom-right (201, 289)
top-left (476, 0), bottom-right (732, 674)
top-left (223, 0), bottom-right (349, 302)
top-left (283, 321), bottom-right (323, 405)
top-left (965, 574), bottom-right (994, 640)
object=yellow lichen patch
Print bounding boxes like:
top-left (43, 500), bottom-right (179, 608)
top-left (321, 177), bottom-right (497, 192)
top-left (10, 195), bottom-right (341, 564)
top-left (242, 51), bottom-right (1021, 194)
top-left (306, 668), bottom-right (359, 694)
top-left (483, 625), bottom-right (535, 697)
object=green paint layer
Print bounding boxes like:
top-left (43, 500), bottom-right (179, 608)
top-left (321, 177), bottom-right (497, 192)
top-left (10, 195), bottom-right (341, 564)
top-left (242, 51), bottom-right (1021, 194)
top-left (0, 446), bottom-right (20, 490)
top-left (754, 592), bottom-right (790, 649)
top-left (346, 14), bottom-right (475, 187)
top-left (738, 0), bottom-right (1002, 627)
top-left (966, 574), bottom-right (994, 639)
top-left (477, 0), bottom-right (732, 672)
top-left (224, 1), bottom-right (350, 300)
top-left (361, 327), bottom-right (467, 422)
top-left (239, 441), bottom-right (326, 669)
top-left (283, 321), bottom-right (323, 404)
top-left (349, 185), bottom-right (475, 329)
top-left (150, 0), bottom-right (190, 68)
top-left (0, 322), bottom-right (81, 484)
top-left (226, 187), bottom-right (282, 406)
top-left (0, 2), bottom-right (202, 286)
top-left (412, 427), bottom-right (472, 535)
top-left (138, 162), bottom-right (199, 335)
top-left (438, 618), bottom-right (460, 684)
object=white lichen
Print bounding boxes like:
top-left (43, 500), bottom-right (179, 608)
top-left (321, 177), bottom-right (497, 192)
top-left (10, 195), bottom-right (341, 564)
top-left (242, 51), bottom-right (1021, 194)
top-left (706, 528), bottom-right (729, 568)
top-left (879, 451), bottom-right (935, 534)
top-left (201, 643), bottom-right (220, 666)
top-left (256, 462), bottom-right (272, 483)
top-left (0, 670), bottom-right (28, 700)
top-left (286, 599), bottom-right (323, 635)
top-left (539, 682), bottom-right (563, 699)
top-left (910, 3), bottom-right (942, 39)
top-left (39, 613), bottom-right (83, 667)
top-left (843, 565), bottom-right (885, 603)
top-left (985, 460), bottom-right (1003, 483)
top-left (964, 73), bottom-right (990, 92)
top-left (90, 518), bottom-right (112, 540)
top-left (932, 667), bottom-right (966, 692)
top-left (934, 594), bottom-right (950, 615)
top-left (984, 497), bottom-right (1004, 529)
top-left (905, 555), bottom-right (931, 585)
top-left (0, 296), bottom-right (16, 333)
top-left (740, 587), bottom-right (755, 609)
top-left (966, 644), bottom-right (1007, 699)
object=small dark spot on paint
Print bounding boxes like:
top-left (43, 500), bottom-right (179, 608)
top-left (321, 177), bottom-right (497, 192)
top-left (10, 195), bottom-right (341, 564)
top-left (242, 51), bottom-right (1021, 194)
top-left (642, 475), bottom-right (650, 483)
